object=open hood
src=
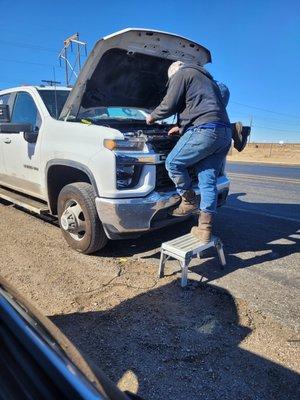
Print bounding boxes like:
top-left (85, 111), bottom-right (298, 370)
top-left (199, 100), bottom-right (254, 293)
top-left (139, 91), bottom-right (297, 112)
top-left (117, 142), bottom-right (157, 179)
top-left (60, 28), bottom-right (211, 120)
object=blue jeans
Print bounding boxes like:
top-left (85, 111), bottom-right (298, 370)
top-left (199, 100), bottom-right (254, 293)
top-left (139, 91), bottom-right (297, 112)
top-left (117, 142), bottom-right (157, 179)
top-left (165, 125), bottom-right (232, 214)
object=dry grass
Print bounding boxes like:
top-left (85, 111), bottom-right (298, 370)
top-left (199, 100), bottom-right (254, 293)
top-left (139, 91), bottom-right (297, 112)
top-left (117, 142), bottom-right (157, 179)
top-left (227, 143), bottom-right (300, 165)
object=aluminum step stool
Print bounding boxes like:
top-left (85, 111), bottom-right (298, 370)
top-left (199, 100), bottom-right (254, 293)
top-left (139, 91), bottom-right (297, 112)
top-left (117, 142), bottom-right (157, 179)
top-left (158, 234), bottom-right (226, 287)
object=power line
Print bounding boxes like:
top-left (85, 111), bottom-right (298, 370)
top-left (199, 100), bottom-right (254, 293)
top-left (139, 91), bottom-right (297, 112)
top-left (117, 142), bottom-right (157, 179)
top-left (229, 110), bottom-right (300, 127)
top-left (0, 57), bottom-right (53, 67)
top-left (0, 79), bottom-right (24, 84)
top-left (0, 23), bottom-right (67, 33)
top-left (253, 124), bottom-right (300, 133)
top-left (0, 80), bottom-right (36, 87)
top-left (231, 101), bottom-right (300, 120)
top-left (0, 39), bottom-right (57, 53)
top-left (228, 111), bottom-right (300, 134)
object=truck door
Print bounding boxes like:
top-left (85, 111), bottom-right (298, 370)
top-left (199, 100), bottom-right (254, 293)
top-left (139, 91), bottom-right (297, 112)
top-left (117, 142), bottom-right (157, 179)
top-left (1, 91), bottom-right (43, 197)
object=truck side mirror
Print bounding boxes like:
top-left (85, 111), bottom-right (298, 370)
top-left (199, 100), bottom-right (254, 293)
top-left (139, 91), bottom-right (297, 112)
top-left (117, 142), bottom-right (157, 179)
top-left (0, 104), bottom-right (10, 123)
top-left (23, 128), bottom-right (39, 144)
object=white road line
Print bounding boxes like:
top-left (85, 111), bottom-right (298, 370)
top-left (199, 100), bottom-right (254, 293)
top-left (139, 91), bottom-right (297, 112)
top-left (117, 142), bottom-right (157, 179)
top-left (223, 205), bottom-right (300, 223)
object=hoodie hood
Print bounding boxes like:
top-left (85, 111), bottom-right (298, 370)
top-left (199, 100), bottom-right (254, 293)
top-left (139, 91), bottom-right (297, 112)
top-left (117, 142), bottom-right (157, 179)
top-left (60, 28), bottom-right (211, 120)
top-left (181, 63), bottom-right (214, 80)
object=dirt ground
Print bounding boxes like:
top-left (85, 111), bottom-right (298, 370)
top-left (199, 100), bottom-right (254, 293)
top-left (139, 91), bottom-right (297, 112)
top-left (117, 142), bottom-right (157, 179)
top-left (0, 199), bottom-right (299, 400)
top-left (227, 143), bottom-right (300, 165)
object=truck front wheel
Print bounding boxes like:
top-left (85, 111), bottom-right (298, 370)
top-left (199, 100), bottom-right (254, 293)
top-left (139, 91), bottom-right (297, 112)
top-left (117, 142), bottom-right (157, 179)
top-left (57, 182), bottom-right (108, 254)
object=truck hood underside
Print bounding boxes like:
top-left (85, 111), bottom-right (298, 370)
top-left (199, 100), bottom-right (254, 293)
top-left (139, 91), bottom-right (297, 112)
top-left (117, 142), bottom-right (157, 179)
top-left (60, 28), bottom-right (211, 120)
top-left (81, 48), bottom-right (171, 110)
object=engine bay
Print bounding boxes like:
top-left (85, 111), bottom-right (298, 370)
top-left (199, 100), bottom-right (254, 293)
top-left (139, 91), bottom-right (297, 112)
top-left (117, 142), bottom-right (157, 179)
top-left (91, 118), bottom-right (179, 153)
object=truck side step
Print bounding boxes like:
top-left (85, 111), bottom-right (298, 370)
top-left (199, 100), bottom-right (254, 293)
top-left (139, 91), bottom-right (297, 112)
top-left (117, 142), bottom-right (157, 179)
top-left (0, 186), bottom-right (49, 215)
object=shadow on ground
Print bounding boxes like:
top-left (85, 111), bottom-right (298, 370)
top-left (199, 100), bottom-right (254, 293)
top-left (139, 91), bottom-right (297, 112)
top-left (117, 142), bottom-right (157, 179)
top-left (97, 192), bottom-right (300, 281)
top-left (51, 281), bottom-right (300, 400)
top-left (1, 192), bottom-right (299, 287)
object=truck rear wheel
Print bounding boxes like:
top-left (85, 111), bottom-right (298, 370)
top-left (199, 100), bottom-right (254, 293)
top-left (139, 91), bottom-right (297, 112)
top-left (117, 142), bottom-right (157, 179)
top-left (57, 182), bottom-right (108, 254)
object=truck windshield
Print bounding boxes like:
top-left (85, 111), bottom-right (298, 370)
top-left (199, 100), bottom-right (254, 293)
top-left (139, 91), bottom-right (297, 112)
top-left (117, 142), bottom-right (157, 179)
top-left (38, 90), bottom-right (70, 119)
top-left (77, 107), bottom-right (176, 125)
top-left (78, 107), bottom-right (147, 122)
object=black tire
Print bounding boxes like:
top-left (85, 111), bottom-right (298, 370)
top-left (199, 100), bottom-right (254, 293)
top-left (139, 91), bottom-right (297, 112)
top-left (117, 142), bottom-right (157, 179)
top-left (57, 182), bottom-right (108, 254)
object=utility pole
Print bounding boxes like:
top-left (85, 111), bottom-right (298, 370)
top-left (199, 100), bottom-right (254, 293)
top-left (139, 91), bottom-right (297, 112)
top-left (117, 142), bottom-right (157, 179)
top-left (248, 115), bottom-right (253, 143)
top-left (269, 142), bottom-right (273, 158)
top-left (58, 33), bottom-right (87, 86)
top-left (41, 79), bottom-right (61, 86)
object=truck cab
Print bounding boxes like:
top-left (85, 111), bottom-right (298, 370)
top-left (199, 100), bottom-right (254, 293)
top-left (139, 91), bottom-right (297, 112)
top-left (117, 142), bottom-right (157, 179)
top-left (0, 28), bottom-right (230, 254)
top-left (0, 86), bottom-right (71, 198)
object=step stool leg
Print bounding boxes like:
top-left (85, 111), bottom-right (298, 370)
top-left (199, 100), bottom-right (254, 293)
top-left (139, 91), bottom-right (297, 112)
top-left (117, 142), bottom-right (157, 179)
top-left (181, 259), bottom-right (189, 287)
top-left (216, 240), bottom-right (226, 268)
top-left (158, 251), bottom-right (166, 278)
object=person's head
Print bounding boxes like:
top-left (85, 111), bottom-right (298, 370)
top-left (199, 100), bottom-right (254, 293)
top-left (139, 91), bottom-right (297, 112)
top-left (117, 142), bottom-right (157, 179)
top-left (167, 60), bottom-right (185, 79)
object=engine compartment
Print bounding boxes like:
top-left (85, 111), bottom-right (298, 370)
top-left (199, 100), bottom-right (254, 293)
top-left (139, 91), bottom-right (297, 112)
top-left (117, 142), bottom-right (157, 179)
top-left (95, 119), bottom-right (180, 154)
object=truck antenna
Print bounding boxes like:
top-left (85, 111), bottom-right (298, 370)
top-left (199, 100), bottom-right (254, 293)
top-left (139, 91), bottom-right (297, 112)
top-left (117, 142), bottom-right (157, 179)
top-left (58, 33), bottom-right (87, 86)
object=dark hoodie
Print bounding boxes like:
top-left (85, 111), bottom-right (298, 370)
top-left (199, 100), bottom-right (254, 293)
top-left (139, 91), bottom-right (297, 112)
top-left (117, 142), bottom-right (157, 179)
top-left (151, 65), bottom-right (230, 132)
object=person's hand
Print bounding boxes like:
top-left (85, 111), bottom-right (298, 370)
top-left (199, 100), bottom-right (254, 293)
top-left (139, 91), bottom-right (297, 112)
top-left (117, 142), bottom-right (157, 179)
top-left (146, 115), bottom-right (155, 125)
top-left (168, 126), bottom-right (180, 136)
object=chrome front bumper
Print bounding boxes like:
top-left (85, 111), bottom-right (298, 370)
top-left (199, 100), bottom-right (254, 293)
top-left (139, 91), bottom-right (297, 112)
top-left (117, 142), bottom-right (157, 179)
top-left (95, 175), bottom-right (230, 239)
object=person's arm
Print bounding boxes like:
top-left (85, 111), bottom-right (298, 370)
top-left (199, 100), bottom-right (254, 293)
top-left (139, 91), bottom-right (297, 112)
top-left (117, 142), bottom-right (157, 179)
top-left (215, 81), bottom-right (230, 107)
top-left (147, 71), bottom-right (186, 124)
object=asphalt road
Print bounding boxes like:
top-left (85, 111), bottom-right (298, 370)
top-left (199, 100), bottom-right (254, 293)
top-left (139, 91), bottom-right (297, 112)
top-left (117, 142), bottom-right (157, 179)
top-left (211, 162), bottom-right (300, 329)
top-left (225, 162), bottom-right (300, 221)
top-left (227, 161), bottom-right (300, 180)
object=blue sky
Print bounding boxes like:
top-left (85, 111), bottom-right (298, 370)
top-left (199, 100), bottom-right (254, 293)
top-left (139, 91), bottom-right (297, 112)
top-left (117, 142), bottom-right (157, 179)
top-left (0, 0), bottom-right (299, 142)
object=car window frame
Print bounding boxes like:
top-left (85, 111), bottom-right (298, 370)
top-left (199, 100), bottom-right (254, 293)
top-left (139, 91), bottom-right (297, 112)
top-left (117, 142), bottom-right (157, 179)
top-left (0, 92), bottom-right (15, 120)
top-left (10, 91), bottom-right (42, 130)
top-left (37, 89), bottom-right (71, 120)
top-left (0, 93), bottom-right (11, 106)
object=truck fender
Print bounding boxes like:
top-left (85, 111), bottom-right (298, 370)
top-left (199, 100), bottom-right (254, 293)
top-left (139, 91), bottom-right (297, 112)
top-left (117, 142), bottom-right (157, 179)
top-left (45, 159), bottom-right (99, 214)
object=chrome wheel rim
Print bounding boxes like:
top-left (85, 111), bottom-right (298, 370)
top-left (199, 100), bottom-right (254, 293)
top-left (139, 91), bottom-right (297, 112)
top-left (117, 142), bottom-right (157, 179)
top-left (60, 199), bottom-right (87, 241)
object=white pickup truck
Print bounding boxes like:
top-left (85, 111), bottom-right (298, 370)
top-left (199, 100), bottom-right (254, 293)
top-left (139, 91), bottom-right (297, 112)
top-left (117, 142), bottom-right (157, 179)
top-left (0, 28), bottom-right (230, 254)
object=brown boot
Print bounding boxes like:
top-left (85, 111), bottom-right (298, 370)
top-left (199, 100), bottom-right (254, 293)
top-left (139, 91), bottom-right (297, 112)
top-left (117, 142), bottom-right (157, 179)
top-left (190, 212), bottom-right (213, 243)
top-left (231, 122), bottom-right (251, 152)
top-left (170, 189), bottom-right (198, 217)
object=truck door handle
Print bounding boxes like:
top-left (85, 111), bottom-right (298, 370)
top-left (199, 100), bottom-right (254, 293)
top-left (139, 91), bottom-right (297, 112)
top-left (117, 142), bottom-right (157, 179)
top-left (4, 138), bottom-right (11, 144)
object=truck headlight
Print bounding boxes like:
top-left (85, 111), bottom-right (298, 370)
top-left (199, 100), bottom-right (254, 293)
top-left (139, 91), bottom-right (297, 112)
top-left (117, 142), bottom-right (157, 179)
top-left (104, 137), bottom-right (145, 151)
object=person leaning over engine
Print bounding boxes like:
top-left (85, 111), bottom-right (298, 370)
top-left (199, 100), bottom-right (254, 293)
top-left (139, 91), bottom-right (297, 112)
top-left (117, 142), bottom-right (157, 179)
top-left (146, 61), bottom-right (232, 243)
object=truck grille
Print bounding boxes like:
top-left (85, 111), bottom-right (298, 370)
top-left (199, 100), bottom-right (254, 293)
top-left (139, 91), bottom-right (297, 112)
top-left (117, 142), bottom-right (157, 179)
top-left (156, 164), bottom-right (198, 191)
top-left (148, 136), bottom-right (178, 154)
